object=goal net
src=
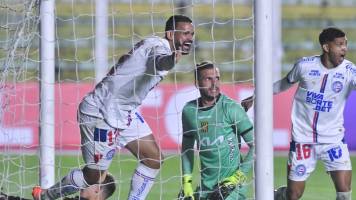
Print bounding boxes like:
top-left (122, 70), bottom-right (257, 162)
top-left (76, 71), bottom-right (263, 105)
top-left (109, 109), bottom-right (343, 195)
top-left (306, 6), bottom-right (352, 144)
top-left (0, 0), bottom-right (255, 199)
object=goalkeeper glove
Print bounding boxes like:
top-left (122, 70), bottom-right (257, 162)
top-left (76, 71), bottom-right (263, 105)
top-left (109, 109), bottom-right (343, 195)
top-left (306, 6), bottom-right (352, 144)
top-left (222, 170), bottom-right (246, 186)
top-left (208, 170), bottom-right (247, 200)
top-left (178, 175), bottom-right (194, 200)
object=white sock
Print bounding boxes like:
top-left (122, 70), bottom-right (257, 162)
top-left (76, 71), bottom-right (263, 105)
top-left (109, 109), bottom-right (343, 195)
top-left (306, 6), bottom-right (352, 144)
top-left (127, 163), bottom-right (160, 200)
top-left (46, 169), bottom-right (89, 199)
top-left (336, 191), bottom-right (352, 200)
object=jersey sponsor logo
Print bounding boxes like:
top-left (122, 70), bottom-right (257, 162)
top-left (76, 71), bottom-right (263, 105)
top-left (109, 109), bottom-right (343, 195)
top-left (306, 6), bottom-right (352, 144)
top-left (333, 72), bottom-right (344, 79)
top-left (332, 81), bottom-right (343, 93)
top-left (302, 57), bottom-right (315, 62)
top-left (305, 91), bottom-right (333, 112)
top-left (327, 146), bottom-right (342, 162)
top-left (200, 121), bottom-right (209, 133)
top-left (308, 70), bottom-right (320, 77)
top-left (199, 135), bottom-right (224, 147)
top-left (106, 149), bottom-right (116, 160)
top-left (346, 64), bottom-right (356, 75)
top-left (227, 137), bottom-right (236, 162)
top-left (295, 164), bottom-right (306, 176)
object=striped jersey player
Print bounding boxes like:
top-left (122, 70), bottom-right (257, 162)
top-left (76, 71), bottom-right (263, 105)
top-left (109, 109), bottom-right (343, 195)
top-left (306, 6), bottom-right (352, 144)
top-left (272, 28), bottom-right (354, 200)
top-left (32, 15), bottom-right (194, 200)
top-left (285, 55), bottom-right (356, 144)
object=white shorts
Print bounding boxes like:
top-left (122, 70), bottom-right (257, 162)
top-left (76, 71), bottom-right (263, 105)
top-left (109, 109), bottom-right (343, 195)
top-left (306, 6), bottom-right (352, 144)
top-left (287, 141), bottom-right (352, 181)
top-left (78, 110), bottom-right (152, 170)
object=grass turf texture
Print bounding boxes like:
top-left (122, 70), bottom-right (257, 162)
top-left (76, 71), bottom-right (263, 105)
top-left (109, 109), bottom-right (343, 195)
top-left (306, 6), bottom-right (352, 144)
top-left (0, 154), bottom-right (355, 200)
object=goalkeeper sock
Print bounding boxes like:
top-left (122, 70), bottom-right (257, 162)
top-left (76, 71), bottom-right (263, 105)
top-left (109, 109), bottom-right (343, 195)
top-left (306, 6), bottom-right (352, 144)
top-left (45, 169), bottom-right (89, 199)
top-left (127, 163), bottom-right (159, 200)
top-left (336, 191), bottom-right (351, 200)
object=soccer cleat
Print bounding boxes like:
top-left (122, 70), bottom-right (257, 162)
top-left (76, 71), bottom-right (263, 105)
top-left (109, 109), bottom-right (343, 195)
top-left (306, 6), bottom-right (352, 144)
top-left (32, 186), bottom-right (45, 200)
top-left (274, 186), bottom-right (287, 200)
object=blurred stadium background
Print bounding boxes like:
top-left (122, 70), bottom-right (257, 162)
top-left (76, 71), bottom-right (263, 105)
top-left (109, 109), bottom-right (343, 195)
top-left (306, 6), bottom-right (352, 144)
top-left (0, 0), bottom-right (356, 199)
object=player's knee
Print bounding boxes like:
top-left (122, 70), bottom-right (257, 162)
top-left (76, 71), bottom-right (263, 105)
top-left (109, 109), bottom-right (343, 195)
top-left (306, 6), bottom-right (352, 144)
top-left (336, 183), bottom-right (351, 192)
top-left (286, 188), bottom-right (303, 200)
top-left (336, 191), bottom-right (352, 200)
top-left (82, 167), bottom-right (106, 185)
top-left (142, 154), bottom-right (164, 169)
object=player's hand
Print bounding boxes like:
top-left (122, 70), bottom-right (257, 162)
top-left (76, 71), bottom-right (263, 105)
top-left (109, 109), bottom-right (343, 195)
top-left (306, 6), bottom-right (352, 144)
top-left (241, 96), bottom-right (254, 112)
top-left (182, 175), bottom-right (194, 200)
top-left (208, 170), bottom-right (246, 200)
top-left (222, 170), bottom-right (247, 187)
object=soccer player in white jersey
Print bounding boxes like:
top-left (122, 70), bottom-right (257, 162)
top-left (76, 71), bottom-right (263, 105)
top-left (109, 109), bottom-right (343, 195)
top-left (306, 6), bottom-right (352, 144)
top-left (242, 27), bottom-right (354, 200)
top-left (32, 15), bottom-right (194, 200)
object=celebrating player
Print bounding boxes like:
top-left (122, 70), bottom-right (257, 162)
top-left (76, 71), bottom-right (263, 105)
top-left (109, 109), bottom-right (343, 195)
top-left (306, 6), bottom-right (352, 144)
top-left (2, 173), bottom-right (115, 200)
top-left (243, 27), bottom-right (354, 200)
top-left (179, 62), bottom-right (254, 200)
top-left (32, 15), bottom-right (194, 200)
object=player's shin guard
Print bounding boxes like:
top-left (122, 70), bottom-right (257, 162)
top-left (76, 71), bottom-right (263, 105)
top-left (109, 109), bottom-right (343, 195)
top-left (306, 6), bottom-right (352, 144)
top-left (127, 163), bottom-right (160, 200)
top-left (45, 169), bottom-right (89, 199)
top-left (336, 191), bottom-right (351, 200)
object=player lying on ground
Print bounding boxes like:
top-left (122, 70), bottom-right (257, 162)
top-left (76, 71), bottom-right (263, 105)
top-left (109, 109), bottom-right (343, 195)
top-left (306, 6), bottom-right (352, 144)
top-left (0, 173), bottom-right (115, 200)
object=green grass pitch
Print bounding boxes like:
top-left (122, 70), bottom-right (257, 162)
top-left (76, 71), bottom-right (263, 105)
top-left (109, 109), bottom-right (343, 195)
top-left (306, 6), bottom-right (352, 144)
top-left (0, 154), bottom-right (355, 200)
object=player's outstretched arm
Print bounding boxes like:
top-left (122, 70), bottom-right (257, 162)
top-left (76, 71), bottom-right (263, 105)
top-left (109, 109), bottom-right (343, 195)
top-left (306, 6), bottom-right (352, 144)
top-left (273, 76), bottom-right (294, 94)
top-left (241, 75), bottom-right (295, 111)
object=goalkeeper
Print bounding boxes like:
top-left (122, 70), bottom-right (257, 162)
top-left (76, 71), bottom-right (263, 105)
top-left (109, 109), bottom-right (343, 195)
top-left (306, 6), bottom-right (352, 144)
top-left (180, 62), bottom-right (254, 200)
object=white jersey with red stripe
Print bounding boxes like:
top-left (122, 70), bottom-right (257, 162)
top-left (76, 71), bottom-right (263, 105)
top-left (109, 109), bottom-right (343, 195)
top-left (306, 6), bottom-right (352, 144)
top-left (287, 55), bottom-right (356, 143)
top-left (79, 36), bottom-right (172, 129)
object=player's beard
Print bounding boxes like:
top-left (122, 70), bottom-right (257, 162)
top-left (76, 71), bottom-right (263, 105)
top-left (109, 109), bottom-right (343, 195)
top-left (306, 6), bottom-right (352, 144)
top-left (200, 87), bottom-right (220, 102)
top-left (175, 41), bottom-right (191, 55)
top-left (330, 52), bottom-right (344, 67)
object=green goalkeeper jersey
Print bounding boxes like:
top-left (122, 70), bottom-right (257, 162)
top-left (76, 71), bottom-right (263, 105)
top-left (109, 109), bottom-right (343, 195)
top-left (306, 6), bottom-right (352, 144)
top-left (181, 94), bottom-right (254, 196)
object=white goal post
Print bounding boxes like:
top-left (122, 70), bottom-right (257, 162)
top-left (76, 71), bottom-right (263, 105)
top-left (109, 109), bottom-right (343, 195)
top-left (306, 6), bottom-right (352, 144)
top-left (254, 0), bottom-right (274, 199)
top-left (39, 0), bottom-right (55, 189)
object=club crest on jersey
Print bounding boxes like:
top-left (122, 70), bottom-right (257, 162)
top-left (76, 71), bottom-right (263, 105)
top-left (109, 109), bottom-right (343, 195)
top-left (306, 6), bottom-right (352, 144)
top-left (295, 164), bottom-right (306, 176)
top-left (332, 81), bottom-right (343, 93)
top-left (200, 121), bottom-right (209, 133)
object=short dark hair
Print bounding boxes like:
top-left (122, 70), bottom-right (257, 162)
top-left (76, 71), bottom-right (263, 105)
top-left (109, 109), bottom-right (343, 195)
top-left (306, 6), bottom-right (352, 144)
top-left (319, 27), bottom-right (345, 45)
top-left (195, 61), bottom-right (215, 82)
top-left (165, 15), bottom-right (192, 31)
top-left (101, 173), bottom-right (116, 199)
